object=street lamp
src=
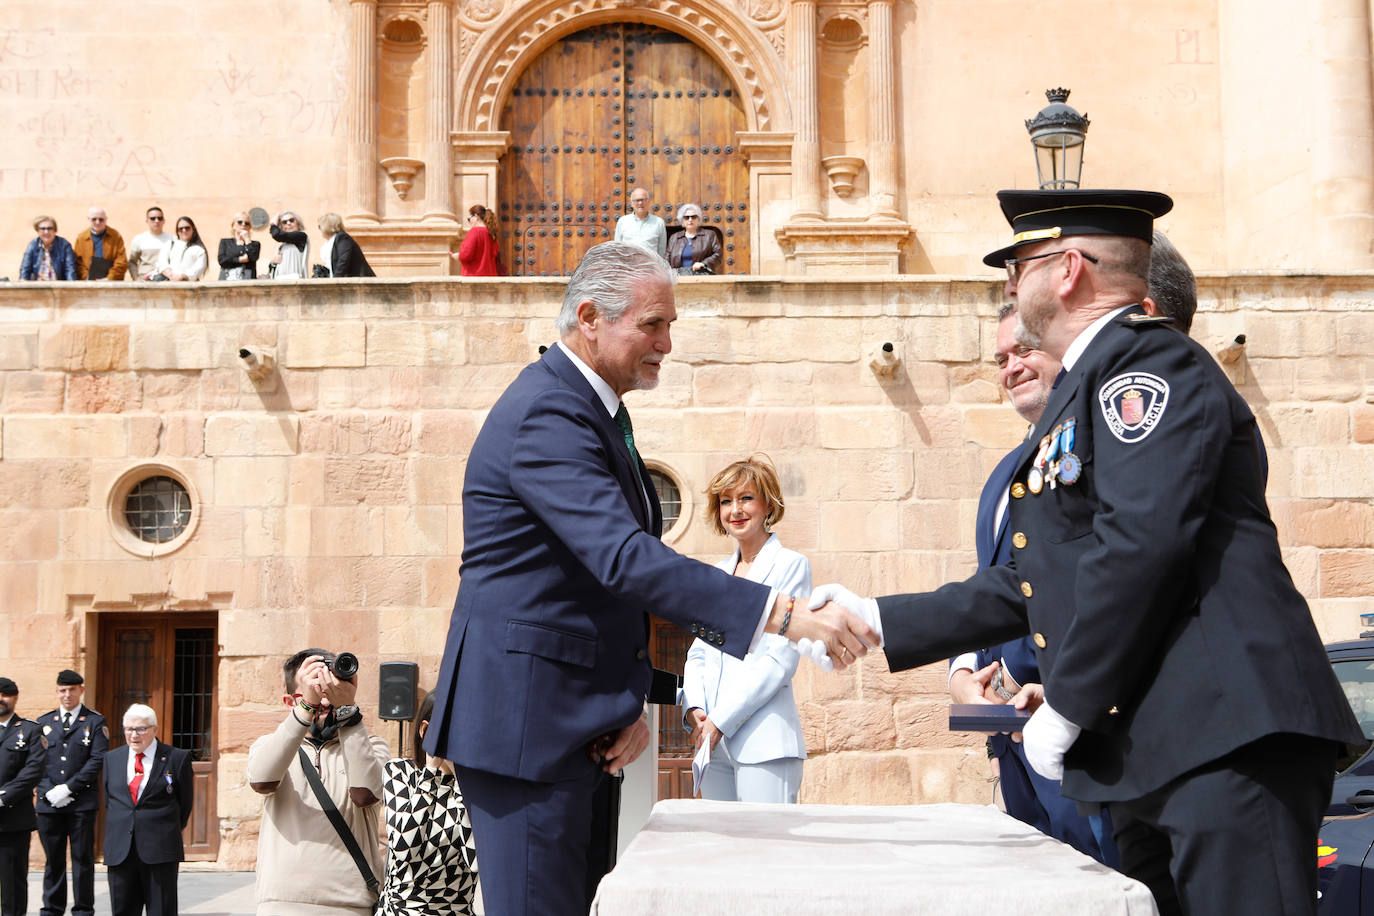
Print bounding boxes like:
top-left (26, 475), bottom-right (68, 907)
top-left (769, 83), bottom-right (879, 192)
top-left (1025, 88), bottom-right (1090, 189)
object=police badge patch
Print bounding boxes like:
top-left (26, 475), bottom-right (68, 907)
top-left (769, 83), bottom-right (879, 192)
top-left (1099, 372), bottom-right (1169, 443)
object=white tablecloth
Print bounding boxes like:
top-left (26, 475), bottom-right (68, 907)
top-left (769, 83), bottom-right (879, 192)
top-left (592, 799), bottom-right (1157, 916)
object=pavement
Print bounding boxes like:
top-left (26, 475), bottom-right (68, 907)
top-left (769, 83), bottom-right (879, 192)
top-left (24, 866), bottom-right (258, 915)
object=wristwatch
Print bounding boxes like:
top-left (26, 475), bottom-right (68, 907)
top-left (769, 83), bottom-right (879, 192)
top-left (333, 705), bottom-right (359, 722)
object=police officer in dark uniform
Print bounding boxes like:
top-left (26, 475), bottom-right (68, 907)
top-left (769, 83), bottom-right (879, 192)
top-left (812, 189), bottom-right (1364, 916)
top-left (0, 676), bottom-right (46, 916)
top-left (35, 670), bottom-right (107, 916)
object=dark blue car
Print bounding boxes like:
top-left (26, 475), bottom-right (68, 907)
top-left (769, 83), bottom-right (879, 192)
top-left (1319, 638), bottom-right (1374, 913)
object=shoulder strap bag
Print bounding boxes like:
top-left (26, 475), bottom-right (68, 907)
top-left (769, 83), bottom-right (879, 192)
top-left (297, 747), bottom-right (380, 903)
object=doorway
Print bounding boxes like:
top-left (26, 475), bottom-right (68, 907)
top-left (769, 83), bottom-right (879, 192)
top-left (498, 22), bottom-right (751, 276)
top-left (96, 612), bottom-right (219, 860)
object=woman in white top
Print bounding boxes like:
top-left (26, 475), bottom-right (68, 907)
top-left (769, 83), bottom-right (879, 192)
top-left (680, 454), bottom-right (810, 803)
top-left (268, 210), bottom-right (309, 279)
top-left (148, 216), bottom-right (207, 280)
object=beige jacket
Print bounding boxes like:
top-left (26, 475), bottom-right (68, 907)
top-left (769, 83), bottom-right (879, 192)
top-left (247, 712), bottom-right (389, 915)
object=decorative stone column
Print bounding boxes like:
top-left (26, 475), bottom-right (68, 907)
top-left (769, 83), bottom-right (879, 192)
top-left (346, 0), bottom-right (380, 223)
top-left (789, 0), bottom-right (823, 219)
top-left (423, 0), bottom-right (457, 223)
top-left (1313, 0), bottom-right (1374, 267)
top-left (866, 0), bottom-right (899, 219)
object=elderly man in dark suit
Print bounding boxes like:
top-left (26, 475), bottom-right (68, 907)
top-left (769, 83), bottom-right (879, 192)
top-left (425, 240), bottom-right (875, 916)
top-left (815, 189), bottom-right (1362, 916)
top-left (0, 677), bottom-right (45, 916)
top-left (102, 704), bottom-right (194, 916)
top-left (36, 669), bottom-right (108, 916)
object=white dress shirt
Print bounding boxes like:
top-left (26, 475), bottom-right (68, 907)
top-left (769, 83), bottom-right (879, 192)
top-left (125, 738), bottom-right (159, 802)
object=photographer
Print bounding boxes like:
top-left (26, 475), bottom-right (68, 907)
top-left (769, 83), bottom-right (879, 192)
top-left (247, 649), bottom-right (388, 916)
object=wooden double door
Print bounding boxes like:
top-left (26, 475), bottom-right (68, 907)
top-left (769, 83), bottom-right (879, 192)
top-left (499, 22), bottom-right (751, 276)
top-left (96, 613), bottom-right (219, 860)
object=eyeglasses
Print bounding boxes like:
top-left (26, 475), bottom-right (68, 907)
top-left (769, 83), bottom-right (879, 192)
top-left (148, 215), bottom-right (164, 222)
top-left (234, 220), bottom-right (250, 226)
top-left (123, 726), bottom-right (152, 735)
top-left (1004, 249), bottom-right (1098, 285)
top-left (89, 217), bottom-right (106, 223)
top-left (280, 217), bottom-right (297, 224)
top-left (37, 225), bottom-right (55, 232)
top-left (177, 225), bottom-right (192, 232)
top-left (682, 215), bottom-right (700, 221)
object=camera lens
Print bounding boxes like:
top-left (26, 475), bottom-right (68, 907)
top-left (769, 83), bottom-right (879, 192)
top-left (331, 652), bottom-right (359, 680)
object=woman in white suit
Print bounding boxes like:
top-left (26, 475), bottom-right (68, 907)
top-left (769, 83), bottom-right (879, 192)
top-left (681, 455), bottom-right (810, 802)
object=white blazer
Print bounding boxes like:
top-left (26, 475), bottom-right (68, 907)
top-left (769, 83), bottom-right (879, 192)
top-left (679, 534), bottom-right (811, 764)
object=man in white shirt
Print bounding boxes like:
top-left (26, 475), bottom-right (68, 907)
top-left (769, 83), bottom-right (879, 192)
top-left (612, 187), bottom-right (667, 258)
top-left (128, 207), bottom-right (171, 281)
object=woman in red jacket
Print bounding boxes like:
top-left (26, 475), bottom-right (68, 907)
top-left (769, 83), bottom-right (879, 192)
top-left (452, 205), bottom-right (504, 276)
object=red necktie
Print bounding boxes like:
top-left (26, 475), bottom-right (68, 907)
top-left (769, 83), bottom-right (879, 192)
top-left (129, 752), bottom-right (144, 804)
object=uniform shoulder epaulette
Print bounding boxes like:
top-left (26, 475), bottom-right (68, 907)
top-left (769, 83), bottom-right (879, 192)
top-left (1118, 311), bottom-right (1175, 329)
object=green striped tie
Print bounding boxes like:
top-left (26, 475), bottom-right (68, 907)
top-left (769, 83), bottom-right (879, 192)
top-left (614, 403), bottom-right (639, 467)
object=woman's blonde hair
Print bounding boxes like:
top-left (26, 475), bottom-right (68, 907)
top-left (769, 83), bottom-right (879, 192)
top-left (703, 454), bottom-right (786, 537)
top-left (317, 212), bottom-right (344, 235)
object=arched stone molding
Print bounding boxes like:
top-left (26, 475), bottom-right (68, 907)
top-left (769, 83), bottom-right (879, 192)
top-left (453, 0), bottom-right (794, 135)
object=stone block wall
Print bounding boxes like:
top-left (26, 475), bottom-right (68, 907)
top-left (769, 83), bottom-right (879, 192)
top-left (1, 273), bottom-right (1371, 864)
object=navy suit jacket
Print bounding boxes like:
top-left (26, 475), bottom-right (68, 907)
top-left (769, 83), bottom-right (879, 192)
top-left (427, 344), bottom-right (771, 782)
top-left (882, 307), bottom-right (1360, 801)
top-left (102, 743), bottom-right (194, 866)
top-left (974, 447), bottom-right (1039, 689)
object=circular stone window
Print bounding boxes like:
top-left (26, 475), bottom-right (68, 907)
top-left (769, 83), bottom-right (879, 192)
top-left (108, 465), bottom-right (201, 557)
top-left (646, 462), bottom-right (692, 544)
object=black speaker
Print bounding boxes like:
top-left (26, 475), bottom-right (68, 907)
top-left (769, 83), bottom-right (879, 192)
top-left (378, 662), bottom-right (418, 721)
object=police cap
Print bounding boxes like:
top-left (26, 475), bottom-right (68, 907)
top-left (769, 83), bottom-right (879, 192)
top-left (0, 677), bottom-right (16, 696)
top-left (983, 188), bottom-right (1174, 267)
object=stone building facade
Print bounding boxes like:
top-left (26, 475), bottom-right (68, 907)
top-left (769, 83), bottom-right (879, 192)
top-left (6, 0), bottom-right (1374, 276)
top-left (2, 275), bottom-right (1372, 865)
top-left (5, 0), bottom-right (1374, 870)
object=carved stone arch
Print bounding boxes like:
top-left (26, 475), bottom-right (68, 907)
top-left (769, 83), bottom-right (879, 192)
top-left (453, 0), bottom-right (792, 134)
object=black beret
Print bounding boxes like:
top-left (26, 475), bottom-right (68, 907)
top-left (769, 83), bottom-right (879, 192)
top-left (0, 677), bottom-right (16, 696)
top-left (983, 188), bottom-right (1174, 267)
top-left (56, 669), bottom-right (84, 686)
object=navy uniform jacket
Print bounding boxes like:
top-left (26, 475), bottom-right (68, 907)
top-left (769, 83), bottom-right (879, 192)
top-left (0, 716), bottom-right (45, 831)
top-left (102, 743), bottom-right (194, 866)
top-left (426, 344), bottom-right (770, 782)
top-left (881, 306), bottom-right (1362, 802)
top-left (35, 706), bottom-right (108, 814)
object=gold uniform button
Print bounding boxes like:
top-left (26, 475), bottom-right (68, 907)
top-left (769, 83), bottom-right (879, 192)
top-left (1020, 581), bottom-right (1033, 598)
top-left (1012, 532), bottom-right (1027, 549)
top-left (1011, 483), bottom-right (1027, 499)
top-left (1033, 632), bottom-right (1047, 649)
top-left (1108, 706), bottom-right (1120, 716)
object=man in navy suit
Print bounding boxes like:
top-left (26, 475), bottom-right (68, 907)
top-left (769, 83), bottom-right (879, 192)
top-left (425, 241), bottom-right (875, 916)
top-left (36, 669), bottom-right (108, 916)
top-left (950, 304), bottom-right (1115, 865)
top-left (102, 704), bottom-right (194, 916)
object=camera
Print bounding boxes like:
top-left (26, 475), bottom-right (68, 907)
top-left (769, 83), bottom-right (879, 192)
top-left (324, 651), bottom-right (359, 680)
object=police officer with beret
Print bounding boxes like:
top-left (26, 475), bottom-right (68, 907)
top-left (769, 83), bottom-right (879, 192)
top-left (35, 670), bottom-right (107, 916)
top-left (0, 677), bottom-right (46, 916)
top-left (811, 188), bottom-right (1363, 915)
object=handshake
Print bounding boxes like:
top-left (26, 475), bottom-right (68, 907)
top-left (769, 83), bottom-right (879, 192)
top-left (784, 584), bottom-right (885, 672)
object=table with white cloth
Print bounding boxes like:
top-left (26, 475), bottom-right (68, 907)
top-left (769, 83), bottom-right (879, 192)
top-left (592, 799), bottom-right (1157, 916)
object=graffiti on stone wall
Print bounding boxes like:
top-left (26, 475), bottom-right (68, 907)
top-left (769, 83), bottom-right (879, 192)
top-left (207, 54), bottom-right (346, 139)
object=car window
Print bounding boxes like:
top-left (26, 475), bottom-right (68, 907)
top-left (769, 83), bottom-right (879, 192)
top-left (1332, 658), bottom-right (1374, 772)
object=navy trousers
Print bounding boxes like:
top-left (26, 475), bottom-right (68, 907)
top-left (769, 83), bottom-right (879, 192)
top-left (1111, 733), bottom-right (1335, 916)
top-left (457, 764), bottom-right (605, 916)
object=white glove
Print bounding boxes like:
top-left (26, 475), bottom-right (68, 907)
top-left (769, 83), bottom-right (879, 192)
top-left (807, 584), bottom-right (884, 648)
top-left (794, 638), bottom-right (834, 672)
top-left (1021, 701), bottom-right (1081, 781)
top-left (45, 783), bottom-right (73, 807)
